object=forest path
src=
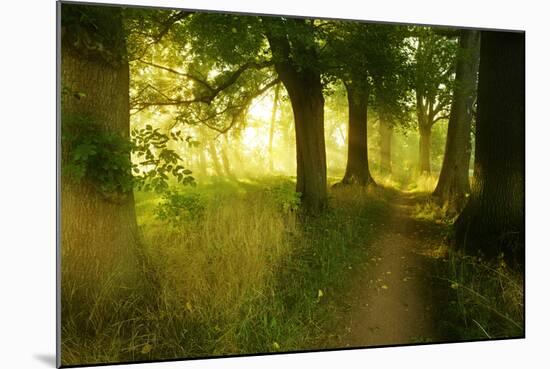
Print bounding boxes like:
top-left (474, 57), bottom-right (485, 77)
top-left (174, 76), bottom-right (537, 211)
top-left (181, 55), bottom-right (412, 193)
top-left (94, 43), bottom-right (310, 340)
top-left (331, 191), bottom-right (453, 348)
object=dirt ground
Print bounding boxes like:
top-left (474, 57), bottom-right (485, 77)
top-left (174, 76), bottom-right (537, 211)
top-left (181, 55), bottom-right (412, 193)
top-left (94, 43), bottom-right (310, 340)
top-left (329, 192), bottom-right (456, 348)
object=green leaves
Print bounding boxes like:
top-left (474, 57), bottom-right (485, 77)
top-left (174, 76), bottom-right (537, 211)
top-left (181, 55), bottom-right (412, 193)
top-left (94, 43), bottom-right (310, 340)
top-left (62, 114), bottom-right (196, 197)
top-left (62, 114), bottom-right (134, 196)
top-left (131, 124), bottom-right (195, 193)
top-left (155, 191), bottom-right (205, 226)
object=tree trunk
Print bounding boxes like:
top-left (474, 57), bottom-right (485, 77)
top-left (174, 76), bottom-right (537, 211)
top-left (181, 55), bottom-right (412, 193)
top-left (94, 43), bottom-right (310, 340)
top-left (340, 82), bottom-right (375, 186)
top-left (379, 119), bottom-right (393, 175)
top-left (418, 126), bottom-right (432, 175)
top-left (433, 30), bottom-right (480, 210)
top-left (61, 4), bottom-right (151, 332)
top-left (455, 31), bottom-right (525, 268)
top-left (197, 146), bottom-right (207, 178)
top-left (268, 83), bottom-right (281, 172)
top-left (208, 140), bottom-right (224, 177)
top-left (266, 30), bottom-right (328, 213)
top-left (221, 134), bottom-right (236, 179)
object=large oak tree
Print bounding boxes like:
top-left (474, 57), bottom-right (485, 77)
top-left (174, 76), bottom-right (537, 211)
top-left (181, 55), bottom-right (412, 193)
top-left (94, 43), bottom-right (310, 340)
top-left (61, 4), bottom-right (148, 329)
top-left (455, 31), bottom-right (525, 268)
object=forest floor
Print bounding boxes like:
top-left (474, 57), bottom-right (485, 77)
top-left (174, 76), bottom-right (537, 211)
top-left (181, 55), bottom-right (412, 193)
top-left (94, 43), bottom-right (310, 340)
top-left (326, 191), bottom-right (458, 348)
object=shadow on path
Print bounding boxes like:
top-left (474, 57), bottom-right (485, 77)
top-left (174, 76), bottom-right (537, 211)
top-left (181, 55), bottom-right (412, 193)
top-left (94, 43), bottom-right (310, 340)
top-left (329, 191), bottom-right (458, 348)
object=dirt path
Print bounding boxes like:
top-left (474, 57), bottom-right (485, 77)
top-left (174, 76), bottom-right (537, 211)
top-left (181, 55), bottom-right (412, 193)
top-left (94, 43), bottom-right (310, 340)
top-left (332, 191), bottom-right (453, 348)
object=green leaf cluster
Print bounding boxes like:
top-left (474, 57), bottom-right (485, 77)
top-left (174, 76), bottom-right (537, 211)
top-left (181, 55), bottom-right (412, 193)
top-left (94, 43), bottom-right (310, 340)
top-left (62, 114), bottom-right (135, 196)
top-left (132, 124), bottom-right (196, 193)
top-left (267, 184), bottom-right (301, 213)
top-left (155, 191), bottom-right (206, 226)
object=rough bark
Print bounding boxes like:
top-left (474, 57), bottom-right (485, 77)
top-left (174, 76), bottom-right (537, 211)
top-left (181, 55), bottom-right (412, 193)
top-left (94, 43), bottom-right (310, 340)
top-left (455, 31), bottom-right (525, 268)
top-left (266, 28), bottom-right (328, 213)
top-left (340, 82), bottom-right (376, 186)
top-left (433, 30), bottom-right (480, 210)
top-left (61, 5), bottom-right (153, 331)
top-left (379, 119), bottom-right (393, 175)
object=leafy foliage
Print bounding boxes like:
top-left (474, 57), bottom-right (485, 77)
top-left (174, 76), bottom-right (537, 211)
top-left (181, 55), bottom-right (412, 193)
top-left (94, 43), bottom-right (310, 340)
top-left (412, 28), bottom-right (458, 128)
top-left (62, 114), bottom-right (195, 197)
top-left (132, 124), bottom-right (195, 192)
top-left (267, 183), bottom-right (301, 212)
top-left (62, 114), bottom-right (135, 196)
top-left (155, 191), bottom-right (205, 225)
top-left (61, 3), bottom-right (127, 66)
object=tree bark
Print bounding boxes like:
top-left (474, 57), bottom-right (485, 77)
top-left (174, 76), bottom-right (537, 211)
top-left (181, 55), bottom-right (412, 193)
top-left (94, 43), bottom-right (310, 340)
top-left (433, 30), bottom-right (480, 210)
top-left (266, 28), bottom-right (328, 213)
top-left (340, 82), bottom-right (376, 186)
top-left (455, 31), bottom-right (525, 268)
top-left (61, 5), bottom-right (152, 331)
top-left (418, 125), bottom-right (432, 175)
top-left (379, 119), bottom-right (393, 175)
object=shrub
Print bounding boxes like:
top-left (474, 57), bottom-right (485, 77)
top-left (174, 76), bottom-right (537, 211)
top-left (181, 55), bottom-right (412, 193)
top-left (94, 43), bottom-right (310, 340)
top-left (155, 191), bottom-right (206, 225)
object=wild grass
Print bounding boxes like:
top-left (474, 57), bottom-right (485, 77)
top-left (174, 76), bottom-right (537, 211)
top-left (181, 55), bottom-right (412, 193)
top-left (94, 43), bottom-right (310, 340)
top-left (410, 197), bottom-right (524, 342)
top-left (61, 178), bottom-right (390, 366)
top-left (406, 174), bottom-right (439, 193)
top-left (444, 253), bottom-right (524, 340)
top-left (413, 198), bottom-right (457, 225)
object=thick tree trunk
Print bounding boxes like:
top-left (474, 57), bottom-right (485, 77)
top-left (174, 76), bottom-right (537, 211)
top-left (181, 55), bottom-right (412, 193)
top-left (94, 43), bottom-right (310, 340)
top-left (433, 30), bottom-right (480, 210)
top-left (266, 30), bottom-right (328, 213)
top-left (283, 73), bottom-right (328, 212)
top-left (379, 119), bottom-right (393, 175)
top-left (340, 82), bottom-right (375, 186)
top-left (455, 31), bottom-right (525, 268)
top-left (268, 83), bottom-right (281, 172)
top-left (61, 5), bottom-right (151, 331)
top-left (418, 126), bottom-right (432, 175)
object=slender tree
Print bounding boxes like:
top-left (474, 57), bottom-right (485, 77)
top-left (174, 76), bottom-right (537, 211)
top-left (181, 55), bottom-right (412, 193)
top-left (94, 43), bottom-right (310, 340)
top-left (268, 83), bottom-right (281, 172)
top-left (433, 30), bottom-right (480, 210)
top-left (378, 118), bottom-right (394, 175)
top-left (455, 31), bottom-right (525, 268)
top-left (413, 30), bottom-right (457, 174)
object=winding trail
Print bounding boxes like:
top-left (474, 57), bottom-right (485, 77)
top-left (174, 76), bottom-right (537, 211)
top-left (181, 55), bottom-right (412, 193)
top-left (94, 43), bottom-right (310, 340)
top-left (331, 191), bottom-right (454, 348)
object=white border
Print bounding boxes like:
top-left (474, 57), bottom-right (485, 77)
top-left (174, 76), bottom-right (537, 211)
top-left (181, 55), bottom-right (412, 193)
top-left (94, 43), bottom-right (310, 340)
top-left (1, 0), bottom-right (548, 368)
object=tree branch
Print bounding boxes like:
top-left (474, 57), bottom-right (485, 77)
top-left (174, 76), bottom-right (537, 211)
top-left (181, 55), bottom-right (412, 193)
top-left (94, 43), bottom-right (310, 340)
top-left (136, 59), bottom-right (214, 92)
top-left (131, 11), bottom-right (191, 61)
top-left (132, 61), bottom-right (274, 112)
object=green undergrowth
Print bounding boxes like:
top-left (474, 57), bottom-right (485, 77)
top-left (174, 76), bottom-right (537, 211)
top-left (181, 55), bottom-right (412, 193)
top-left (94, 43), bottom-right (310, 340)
top-left (61, 178), bottom-right (391, 365)
top-left (411, 198), bottom-right (524, 342)
top-left (443, 253), bottom-right (524, 340)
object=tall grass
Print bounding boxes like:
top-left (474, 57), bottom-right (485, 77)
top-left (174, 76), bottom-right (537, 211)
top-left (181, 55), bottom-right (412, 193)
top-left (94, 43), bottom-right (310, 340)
top-left (444, 253), bottom-right (524, 340)
top-left (410, 198), bottom-right (524, 341)
top-left (61, 180), bottom-right (389, 365)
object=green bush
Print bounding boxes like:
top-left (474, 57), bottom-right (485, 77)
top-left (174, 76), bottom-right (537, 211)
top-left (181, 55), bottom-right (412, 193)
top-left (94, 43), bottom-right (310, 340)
top-left (155, 191), bottom-right (206, 225)
top-left (266, 183), bottom-right (301, 212)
